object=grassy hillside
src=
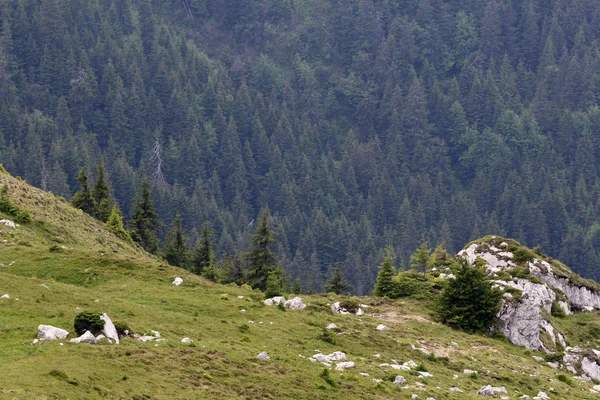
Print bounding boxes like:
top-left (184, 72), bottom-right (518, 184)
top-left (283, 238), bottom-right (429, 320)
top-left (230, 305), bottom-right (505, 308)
top-left (1, 173), bottom-right (600, 399)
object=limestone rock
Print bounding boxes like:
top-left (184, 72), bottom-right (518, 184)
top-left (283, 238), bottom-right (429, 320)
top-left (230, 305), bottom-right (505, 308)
top-left (449, 387), bottom-right (464, 393)
top-left (0, 219), bottom-right (17, 229)
top-left (326, 323), bottom-right (338, 330)
top-left (264, 296), bottom-right (286, 306)
top-left (172, 277), bottom-right (183, 286)
top-left (96, 334), bottom-right (106, 341)
top-left (533, 392), bottom-right (549, 400)
top-left (313, 351), bottom-right (346, 363)
top-left (464, 369), bottom-right (478, 374)
top-left (581, 357), bottom-right (600, 380)
top-left (37, 325), bottom-right (69, 340)
top-left (418, 371), bottom-right (433, 378)
top-left (335, 361), bottom-right (355, 370)
top-left (256, 351), bottom-right (270, 360)
top-left (477, 385), bottom-right (507, 396)
top-left (393, 376), bottom-right (406, 385)
top-left (284, 297), bottom-right (306, 310)
top-left (376, 324), bottom-right (388, 331)
top-left (70, 330), bottom-right (96, 344)
top-left (0, 294), bottom-right (9, 299)
top-left (356, 307), bottom-right (365, 316)
top-left (100, 313), bottom-right (119, 344)
top-left (181, 337), bottom-right (193, 344)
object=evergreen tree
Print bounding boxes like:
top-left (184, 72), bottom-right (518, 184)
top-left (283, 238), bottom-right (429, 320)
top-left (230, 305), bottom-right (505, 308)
top-left (438, 262), bottom-right (502, 333)
top-left (290, 277), bottom-right (304, 294)
top-left (372, 247), bottom-right (397, 297)
top-left (92, 162), bottom-right (111, 222)
top-left (410, 241), bottom-right (431, 278)
top-left (325, 264), bottom-right (352, 295)
top-left (106, 204), bottom-right (131, 242)
top-left (129, 179), bottom-right (159, 254)
top-left (193, 223), bottom-right (217, 280)
top-left (264, 268), bottom-right (285, 298)
top-left (245, 209), bottom-right (279, 291)
top-left (71, 168), bottom-right (96, 215)
top-left (163, 214), bottom-right (190, 268)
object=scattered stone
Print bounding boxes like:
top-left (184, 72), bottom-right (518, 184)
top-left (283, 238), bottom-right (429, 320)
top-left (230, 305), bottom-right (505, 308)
top-left (581, 357), bottom-right (600, 380)
top-left (411, 395), bottom-right (419, 399)
top-left (37, 325), bottom-right (69, 340)
top-left (172, 277), bottom-right (183, 286)
top-left (546, 362), bottom-right (559, 369)
top-left (256, 351), bottom-right (270, 360)
top-left (0, 294), bottom-right (9, 299)
top-left (100, 313), bottom-right (119, 344)
top-left (373, 379), bottom-right (383, 383)
top-left (70, 330), bottom-right (96, 344)
top-left (181, 337), bottom-right (193, 344)
top-left (393, 375), bottom-right (406, 385)
top-left (411, 344), bottom-right (431, 355)
top-left (356, 308), bottom-right (365, 316)
top-left (359, 372), bottom-right (369, 377)
top-left (32, 339), bottom-right (39, 344)
top-left (376, 324), bottom-right (388, 331)
top-left (533, 392), bottom-right (549, 400)
top-left (418, 371), bottom-right (433, 378)
top-left (532, 356), bottom-right (544, 362)
top-left (284, 297), bottom-right (306, 310)
top-left (313, 351), bottom-right (346, 363)
top-left (335, 361), bottom-right (355, 370)
top-left (238, 296), bottom-right (244, 299)
top-left (477, 385), bottom-right (507, 396)
top-left (326, 323), bottom-right (338, 330)
top-left (519, 396), bottom-right (531, 399)
top-left (240, 309), bottom-right (246, 312)
top-left (594, 384), bottom-right (600, 391)
top-left (449, 387), bottom-right (464, 393)
top-left (264, 296), bottom-right (286, 306)
top-left (0, 219), bottom-right (17, 228)
top-left (464, 369), bottom-right (478, 374)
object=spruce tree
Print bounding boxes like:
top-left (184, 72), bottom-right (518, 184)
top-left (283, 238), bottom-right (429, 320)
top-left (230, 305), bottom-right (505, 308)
top-left (264, 269), bottom-right (285, 298)
top-left (325, 264), bottom-right (352, 295)
top-left (129, 179), bottom-right (159, 254)
top-left (193, 223), bottom-right (217, 280)
top-left (163, 214), bottom-right (190, 268)
top-left (92, 162), bottom-right (111, 222)
top-left (373, 247), bottom-right (397, 297)
top-left (245, 209), bottom-right (279, 291)
top-left (71, 168), bottom-right (96, 215)
top-left (106, 204), bottom-right (131, 242)
top-left (410, 241), bottom-right (431, 278)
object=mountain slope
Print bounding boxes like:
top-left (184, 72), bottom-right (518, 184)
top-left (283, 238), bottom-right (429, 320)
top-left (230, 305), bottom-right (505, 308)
top-left (2, 172), bottom-right (600, 399)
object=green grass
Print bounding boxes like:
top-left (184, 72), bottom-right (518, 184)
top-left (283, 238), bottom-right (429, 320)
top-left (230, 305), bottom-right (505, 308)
top-left (0, 173), bottom-right (599, 399)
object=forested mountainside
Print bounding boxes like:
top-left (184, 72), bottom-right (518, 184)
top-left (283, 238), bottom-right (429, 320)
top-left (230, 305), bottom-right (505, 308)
top-left (1, 0), bottom-right (600, 293)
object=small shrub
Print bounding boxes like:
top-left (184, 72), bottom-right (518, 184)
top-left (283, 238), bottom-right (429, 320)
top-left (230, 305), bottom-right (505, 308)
top-left (320, 368), bottom-right (338, 388)
top-left (339, 297), bottom-right (360, 313)
top-left (113, 321), bottom-right (131, 336)
top-left (238, 323), bottom-right (250, 333)
top-left (416, 363), bottom-right (428, 372)
top-left (512, 247), bottom-right (535, 264)
top-left (277, 301), bottom-right (287, 312)
top-left (74, 311), bottom-right (104, 335)
top-left (469, 372), bottom-right (478, 380)
top-left (319, 328), bottom-right (336, 345)
top-left (220, 294), bottom-right (229, 300)
top-left (391, 271), bottom-right (434, 299)
top-left (557, 374), bottom-right (574, 386)
top-left (544, 352), bottom-right (564, 363)
top-left (49, 244), bottom-right (63, 253)
top-left (48, 369), bottom-right (69, 380)
top-left (551, 301), bottom-right (567, 318)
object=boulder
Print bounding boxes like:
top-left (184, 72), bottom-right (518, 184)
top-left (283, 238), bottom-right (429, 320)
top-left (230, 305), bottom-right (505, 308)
top-left (335, 361), bottom-right (355, 370)
top-left (393, 376), bottom-right (406, 385)
top-left (376, 324), bottom-right (389, 331)
top-left (449, 387), bottom-right (464, 393)
top-left (356, 307), bottom-right (365, 316)
top-left (0, 294), bottom-right (9, 299)
top-left (256, 351), bottom-right (270, 360)
top-left (463, 369), bottom-right (478, 374)
top-left (533, 392), bottom-right (549, 400)
top-left (326, 323), bottom-right (338, 330)
top-left (100, 313), bottom-right (119, 344)
top-left (581, 357), bottom-right (600, 380)
top-left (172, 277), bottom-right (183, 286)
top-left (418, 371), bottom-right (433, 377)
top-left (0, 219), bottom-right (17, 228)
top-left (181, 337), bottom-right (193, 344)
top-left (96, 334), bottom-right (106, 341)
top-left (70, 330), bottom-right (96, 344)
top-left (264, 296), bottom-right (286, 306)
top-left (37, 324), bottom-right (69, 340)
top-left (284, 297), bottom-right (306, 310)
top-left (477, 385), bottom-right (507, 396)
top-left (313, 351), bottom-right (346, 363)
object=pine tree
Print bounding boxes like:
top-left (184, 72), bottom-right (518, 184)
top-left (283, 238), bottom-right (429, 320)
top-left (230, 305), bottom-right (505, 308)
top-left (106, 204), bottom-right (131, 242)
top-left (372, 247), bottom-right (397, 297)
top-left (245, 209), bottom-right (279, 291)
top-left (290, 277), bottom-right (304, 294)
top-left (92, 162), bottom-right (112, 222)
top-left (325, 264), bottom-right (352, 295)
top-left (163, 214), bottom-right (190, 268)
top-left (129, 178), bottom-right (159, 254)
top-left (264, 268), bottom-right (285, 298)
top-left (193, 223), bottom-right (217, 280)
top-left (410, 241), bottom-right (431, 278)
top-left (71, 168), bottom-right (96, 215)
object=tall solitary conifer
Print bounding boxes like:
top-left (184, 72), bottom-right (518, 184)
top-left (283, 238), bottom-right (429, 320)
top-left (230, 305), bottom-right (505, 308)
top-left (163, 214), bottom-right (190, 268)
top-left (129, 178), bottom-right (159, 254)
top-left (193, 223), bottom-right (216, 280)
top-left (245, 208), bottom-right (279, 291)
top-left (71, 168), bottom-right (96, 215)
top-left (373, 247), bottom-right (397, 297)
top-left (325, 264), bottom-right (352, 295)
top-left (92, 162), bottom-right (111, 222)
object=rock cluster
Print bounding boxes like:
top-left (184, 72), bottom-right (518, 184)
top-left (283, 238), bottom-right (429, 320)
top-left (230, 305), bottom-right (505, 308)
top-left (263, 296), bottom-right (306, 310)
top-left (37, 325), bottom-right (69, 340)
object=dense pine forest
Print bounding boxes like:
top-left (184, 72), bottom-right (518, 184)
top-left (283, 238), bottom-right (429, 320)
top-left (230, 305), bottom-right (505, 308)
top-left (1, 0), bottom-right (600, 293)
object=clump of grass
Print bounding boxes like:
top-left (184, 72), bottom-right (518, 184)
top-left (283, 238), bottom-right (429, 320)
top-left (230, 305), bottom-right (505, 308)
top-left (557, 374), bottom-right (574, 386)
top-left (320, 368), bottom-right (338, 388)
top-left (238, 323), bottom-right (250, 333)
top-left (319, 328), bottom-right (336, 344)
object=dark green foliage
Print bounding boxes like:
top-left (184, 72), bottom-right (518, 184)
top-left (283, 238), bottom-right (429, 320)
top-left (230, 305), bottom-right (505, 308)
top-left (91, 163), bottom-right (111, 222)
top-left (551, 301), bottom-right (567, 318)
top-left (106, 204), bottom-right (131, 242)
top-left (544, 352), bottom-right (564, 363)
top-left (264, 268), bottom-right (285, 298)
top-left (325, 265), bottom-right (351, 295)
top-left (0, 184), bottom-right (31, 223)
top-left (319, 328), bottom-right (336, 345)
top-left (71, 169), bottom-right (95, 216)
top-left (372, 247), bottom-right (397, 297)
top-left (319, 368), bottom-right (338, 388)
top-left (193, 223), bottom-right (216, 280)
top-left (245, 209), bottom-right (279, 291)
top-left (410, 242), bottom-right (431, 278)
top-left (74, 311), bottom-right (104, 335)
top-left (113, 322), bottom-right (131, 336)
top-left (163, 215), bottom-right (190, 268)
top-left (290, 278), bottom-right (303, 295)
top-left (557, 374), bottom-right (574, 386)
top-left (339, 297), bottom-right (360, 313)
top-left (391, 271), bottom-right (434, 299)
top-left (129, 179), bottom-right (159, 254)
top-left (438, 263), bottom-right (502, 333)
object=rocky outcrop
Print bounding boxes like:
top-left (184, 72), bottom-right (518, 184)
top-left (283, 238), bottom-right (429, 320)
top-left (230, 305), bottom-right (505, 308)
top-left (284, 297), bottom-right (306, 310)
top-left (37, 325), bottom-right (69, 340)
top-left (264, 296), bottom-right (286, 306)
top-left (100, 313), bottom-right (119, 344)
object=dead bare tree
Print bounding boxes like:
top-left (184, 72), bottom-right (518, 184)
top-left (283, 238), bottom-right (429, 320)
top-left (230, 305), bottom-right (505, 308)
top-left (149, 136), bottom-right (168, 188)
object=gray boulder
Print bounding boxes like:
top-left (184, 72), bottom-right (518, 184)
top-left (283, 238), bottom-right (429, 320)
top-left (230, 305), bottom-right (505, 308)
top-left (181, 337), bottom-right (193, 344)
top-left (70, 330), bottom-right (96, 344)
top-left (256, 351), bottom-right (270, 360)
top-left (37, 324), bottom-right (69, 340)
top-left (393, 376), bottom-right (406, 385)
top-left (100, 313), bottom-right (119, 344)
top-left (581, 357), bottom-right (600, 380)
top-left (284, 297), bottom-right (306, 310)
top-left (264, 296), bottom-right (286, 306)
top-left (335, 361), bottom-right (355, 370)
top-left (477, 385), bottom-right (507, 396)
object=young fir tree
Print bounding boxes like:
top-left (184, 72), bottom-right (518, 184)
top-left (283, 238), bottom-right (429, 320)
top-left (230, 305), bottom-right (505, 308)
top-left (290, 277), bottom-right (304, 294)
top-left (163, 214), bottom-right (190, 268)
top-left (71, 168), bottom-right (96, 215)
top-left (373, 247), bottom-right (397, 297)
top-left (410, 241), bottom-right (431, 278)
top-left (219, 255), bottom-right (245, 285)
top-left (325, 264), bottom-right (352, 295)
top-left (438, 262), bottom-right (502, 333)
top-left (193, 223), bottom-right (217, 281)
top-left (106, 204), bottom-right (131, 242)
top-left (264, 268), bottom-right (285, 298)
top-left (245, 208), bottom-right (280, 291)
top-left (129, 179), bottom-right (159, 254)
top-left (92, 162), bottom-right (112, 222)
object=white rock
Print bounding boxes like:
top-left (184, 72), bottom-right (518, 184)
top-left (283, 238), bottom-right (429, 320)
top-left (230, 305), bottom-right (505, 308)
top-left (96, 334), bottom-right (106, 341)
top-left (238, 296), bottom-right (244, 299)
top-left (463, 369), bottom-right (478, 374)
top-left (70, 330), bottom-right (96, 344)
top-left (477, 385), bottom-right (507, 396)
top-left (326, 323), bottom-right (338, 330)
top-left (0, 219), bottom-right (17, 228)
top-left (256, 351), bottom-right (270, 360)
top-left (151, 330), bottom-right (161, 338)
top-left (37, 325), bottom-right (69, 340)
top-left (411, 396), bottom-right (419, 399)
top-left (376, 324), bottom-right (388, 331)
top-left (533, 392), bottom-right (549, 400)
top-left (594, 384), bottom-right (600, 391)
top-left (359, 372), bottom-right (369, 376)
top-left (373, 378), bottom-right (383, 383)
top-left (313, 351), bottom-right (346, 363)
top-left (449, 387), bottom-right (463, 393)
top-left (581, 357), bottom-right (600, 380)
top-left (533, 356), bottom-right (544, 362)
top-left (356, 307), bottom-right (365, 316)
top-left (264, 296), bottom-right (286, 306)
top-left (32, 339), bottom-right (39, 344)
top-left (411, 344), bottom-right (431, 355)
top-left (546, 362), bottom-right (558, 369)
top-left (284, 297), bottom-right (306, 310)
top-left (172, 277), bottom-right (183, 286)
top-left (393, 375), bottom-right (406, 385)
top-left (418, 371), bottom-right (433, 378)
top-left (0, 294), bottom-right (9, 299)
top-left (100, 313), bottom-right (119, 344)
top-left (335, 361), bottom-right (355, 370)
top-left (331, 302), bottom-right (349, 314)
top-left (181, 337), bottom-right (193, 344)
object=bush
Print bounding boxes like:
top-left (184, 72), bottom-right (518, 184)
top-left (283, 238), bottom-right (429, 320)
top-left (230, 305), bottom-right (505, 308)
top-left (319, 328), bottom-right (336, 344)
top-left (544, 352), bottom-right (564, 363)
top-left (113, 321), bottom-right (131, 336)
top-left (74, 311), bottom-right (104, 335)
top-left (557, 374), bottom-right (574, 386)
top-left (392, 271), bottom-right (434, 299)
top-left (320, 368), bottom-right (338, 388)
top-left (49, 244), bottom-right (63, 253)
top-left (0, 184), bottom-right (31, 223)
top-left (339, 297), bottom-right (360, 313)
top-left (551, 301), bottom-right (567, 318)
top-left (437, 263), bottom-right (502, 333)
